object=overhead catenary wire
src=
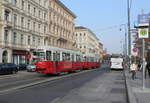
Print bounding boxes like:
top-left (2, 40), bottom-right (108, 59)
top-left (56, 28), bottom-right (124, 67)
top-left (93, 24), bottom-right (127, 33)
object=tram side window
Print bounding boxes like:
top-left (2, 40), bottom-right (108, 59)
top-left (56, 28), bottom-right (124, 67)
top-left (46, 51), bottom-right (51, 61)
top-left (62, 53), bottom-right (66, 61)
top-left (76, 55), bottom-right (81, 61)
top-left (56, 53), bottom-right (60, 61)
top-left (66, 53), bottom-right (70, 61)
top-left (53, 53), bottom-right (56, 61)
top-left (72, 54), bottom-right (74, 62)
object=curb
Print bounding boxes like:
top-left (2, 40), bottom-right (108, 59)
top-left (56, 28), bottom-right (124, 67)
top-left (124, 69), bottom-right (137, 103)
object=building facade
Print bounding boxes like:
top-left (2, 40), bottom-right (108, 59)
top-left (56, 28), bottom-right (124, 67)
top-left (75, 26), bottom-right (103, 57)
top-left (0, 0), bottom-right (49, 64)
top-left (48, 0), bottom-right (76, 50)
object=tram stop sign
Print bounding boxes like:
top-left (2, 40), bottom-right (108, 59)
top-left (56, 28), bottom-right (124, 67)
top-left (132, 48), bottom-right (138, 56)
top-left (138, 28), bottom-right (149, 38)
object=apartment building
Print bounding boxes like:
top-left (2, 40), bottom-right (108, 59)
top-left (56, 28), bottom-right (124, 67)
top-left (0, 0), bottom-right (49, 64)
top-left (75, 26), bottom-right (103, 57)
top-left (48, 0), bottom-right (76, 50)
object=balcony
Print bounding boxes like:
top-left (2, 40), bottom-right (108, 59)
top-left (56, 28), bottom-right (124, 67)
top-left (4, 20), bottom-right (13, 28)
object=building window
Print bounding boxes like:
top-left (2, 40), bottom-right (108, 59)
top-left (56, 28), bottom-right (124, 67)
top-left (39, 10), bottom-right (41, 18)
top-left (33, 36), bottom-right (35, 45)
top-left (38, 38), bottom-right (40, 45)
top-left (14, 14), bottom-right (17, 24)
top-left (13, 32), bottom-right (17, 44)
top-left (28, 36), bottom-right (30, 45)
top-left (4, 30), bottom-right (8, 41)
top-left (14, 0), bottom-right (17, 6)
top-left (80, 33), bottom-right (82, 36)
top-left (44, 12), bottom-right (46, 20)
top-left (34, 7), bottom-right (36, 16)
top-left (28, 4), bottom-right (30, 13)
top-left (4, 10), bottom-right (10, 21)
top-left (21, 17), bottom-right (24, 27)
top-left (38, 24), bottom-right (41, 32)
top-left (20, 34), bottom-right (23, 44)
top-left (27, 20), bottom-right (30, 29)
top-left (44, 26), bottom-right (46, 34)
top-left (22, 0), bottom-right (25, 10)
top-left (33, 22), bottom-right (36, 31)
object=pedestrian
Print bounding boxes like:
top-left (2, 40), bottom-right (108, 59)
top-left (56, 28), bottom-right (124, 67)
top-left (130, 62), bottom-right (138, 80)
top-left (145, 61), bottom-right (148, 78)
top-left (146, 62), bottom-right (150, 78)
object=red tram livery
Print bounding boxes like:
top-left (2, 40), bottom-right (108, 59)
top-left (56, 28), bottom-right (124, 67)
top-left (33, 46), bottom-right (101, 74)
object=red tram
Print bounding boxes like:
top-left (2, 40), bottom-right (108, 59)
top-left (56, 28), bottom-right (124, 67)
top-left (33, 46), bottom-right (101, 74)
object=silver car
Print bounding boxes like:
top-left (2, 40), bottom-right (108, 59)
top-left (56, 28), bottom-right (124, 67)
top-left (27, 64), bottom-right (36, 72)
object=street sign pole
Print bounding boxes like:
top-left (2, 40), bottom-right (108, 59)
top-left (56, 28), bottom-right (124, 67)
top-left (138, 28), bottom-right (149, 89)
top-left (142, 39), bottom-right (145, 89)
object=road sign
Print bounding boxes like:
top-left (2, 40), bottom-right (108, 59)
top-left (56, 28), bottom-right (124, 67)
top-left (132, 47), bottom-right (138, 56)
top-left (138, 28), bottom-right (149, 38)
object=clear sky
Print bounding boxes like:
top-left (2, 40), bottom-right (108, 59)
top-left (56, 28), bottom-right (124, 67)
top-left (61, 0), bottom-right (150, 54)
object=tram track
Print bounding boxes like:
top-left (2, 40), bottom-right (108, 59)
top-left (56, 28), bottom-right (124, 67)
top-left (0, 68), bottom-right (99, 94)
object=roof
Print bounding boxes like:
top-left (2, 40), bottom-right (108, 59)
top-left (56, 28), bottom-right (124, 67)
top-left (75, 26), bottom-right (99, 40)
top-left (75, 26), bottom-right (87, 30)
top-left (56, 0), bottom-right (77, 18)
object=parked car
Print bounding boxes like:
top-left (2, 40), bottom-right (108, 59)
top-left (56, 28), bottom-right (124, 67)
top-left (17, 64), bottom-right (27, 70)
top-left (27, 64), bottom-right (36, 72)
top-left (0, 63), bottom-right (18, 74)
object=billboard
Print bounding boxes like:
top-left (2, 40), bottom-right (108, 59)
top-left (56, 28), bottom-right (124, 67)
top-left (138, 14), bottom-right (149, 26)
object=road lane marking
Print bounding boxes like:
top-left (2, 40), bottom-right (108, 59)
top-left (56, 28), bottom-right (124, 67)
top-left (50, 97), bottom-right (61, 103)
top-left (0, 77), bottom-right (42, 88)
top-left (0, 75), bottom-right (19, 80)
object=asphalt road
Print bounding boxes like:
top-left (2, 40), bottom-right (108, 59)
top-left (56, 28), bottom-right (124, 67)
top-left (0, 65), bottom-right (127, 103)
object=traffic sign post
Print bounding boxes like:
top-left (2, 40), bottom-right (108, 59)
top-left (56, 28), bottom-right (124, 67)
top-left (138, 28), bottom-right (149, 89)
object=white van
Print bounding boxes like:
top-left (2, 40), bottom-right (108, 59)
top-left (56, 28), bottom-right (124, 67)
top-left (110, 58), bottom-right (123, 70)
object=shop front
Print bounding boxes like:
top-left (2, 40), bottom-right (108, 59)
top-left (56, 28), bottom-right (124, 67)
top-left (12, 50), bottom-right (31, 65)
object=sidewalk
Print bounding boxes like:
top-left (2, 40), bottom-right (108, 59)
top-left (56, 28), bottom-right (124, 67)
top-left (125, 69), bottom-right (150, 103)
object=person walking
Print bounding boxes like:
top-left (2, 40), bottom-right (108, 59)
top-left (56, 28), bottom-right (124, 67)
top-left (130, 62), bottom-right (138, 80)
top-left (146, 62), bottom-right (150, 78)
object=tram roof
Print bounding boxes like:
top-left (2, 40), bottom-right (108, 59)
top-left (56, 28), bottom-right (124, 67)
top-left (37, 46), bottom-right (81, 54)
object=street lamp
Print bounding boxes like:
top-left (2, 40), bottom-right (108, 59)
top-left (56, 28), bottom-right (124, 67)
top-left (120, 24), bottom-right (127, 56)
top-left (120, 24), bottom-right (128, 63)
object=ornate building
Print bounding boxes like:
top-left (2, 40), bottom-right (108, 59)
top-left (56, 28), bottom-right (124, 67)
top-left (75, 26), bottom-right (103, 57)
top-left (48, 0), bottom-right (76, 50)
top-left (0, 0), bottom-right (49, 64)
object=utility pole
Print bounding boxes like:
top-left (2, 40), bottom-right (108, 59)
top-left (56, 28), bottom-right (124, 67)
top-left (127, 0), bottom-right (131, 68)
top-left (127, 0), bottom-right (131, 56)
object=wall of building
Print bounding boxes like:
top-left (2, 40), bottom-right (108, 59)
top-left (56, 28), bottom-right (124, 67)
top-left (48, 0), bottom-right (76, 50)
top-left (75, 26), bottom-right (103, 57)
top-left (0, 0), bottom-right (49, 64)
